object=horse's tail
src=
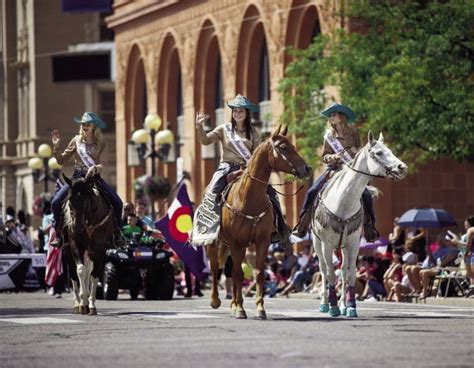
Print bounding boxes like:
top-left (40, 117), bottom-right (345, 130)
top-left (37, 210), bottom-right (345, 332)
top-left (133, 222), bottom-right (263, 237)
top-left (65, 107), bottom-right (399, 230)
top-left (366, 185), bottom-right (382, 199)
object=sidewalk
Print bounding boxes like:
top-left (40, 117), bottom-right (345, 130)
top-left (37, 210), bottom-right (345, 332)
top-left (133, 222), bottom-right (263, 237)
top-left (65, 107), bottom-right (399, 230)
top-left (272, 291), bottom-right (474, 307)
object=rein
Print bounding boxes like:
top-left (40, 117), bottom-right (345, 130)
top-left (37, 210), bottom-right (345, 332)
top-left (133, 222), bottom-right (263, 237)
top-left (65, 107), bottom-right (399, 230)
top-left (344, 145), bottom-right (395, 179)
top-left (245, 172), bottom-right (304, 196)
top-left (244, 138), bottom-right (306, 196)
top-left (85, 208), bottom-right (112, 238)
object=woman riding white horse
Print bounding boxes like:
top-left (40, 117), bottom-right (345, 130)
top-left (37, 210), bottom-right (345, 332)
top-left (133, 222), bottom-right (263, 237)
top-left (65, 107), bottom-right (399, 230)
top-left (293, 103), bottom-right (379, 241)
top-left (313, 131), bottom-right (407, 317)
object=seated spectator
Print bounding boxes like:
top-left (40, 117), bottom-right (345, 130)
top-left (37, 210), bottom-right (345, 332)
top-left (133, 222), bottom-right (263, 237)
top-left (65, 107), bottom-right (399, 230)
top-left (401, 239), bottom-right (418, 265)
top-left (136, 200), bottom-right (155, 230)
top-left (418, 234), bottom-right (459, 299)
top-left (122, 214), bottom-right (143, 240)
top-left (389, 217), bottom-right (405, 251)
top-left (383, 250), bottom-right (404, 300)
top-left (279, 244), bottom-right (316, 296)
top-left (392, 274), bottom-right (415, 302)
top-left (361, 254), bottom-right (388, 301)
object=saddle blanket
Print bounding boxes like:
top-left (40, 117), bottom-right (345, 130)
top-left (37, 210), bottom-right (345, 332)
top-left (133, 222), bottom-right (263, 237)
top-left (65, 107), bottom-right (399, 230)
top-left (190, 191), bottom-right (220, 246)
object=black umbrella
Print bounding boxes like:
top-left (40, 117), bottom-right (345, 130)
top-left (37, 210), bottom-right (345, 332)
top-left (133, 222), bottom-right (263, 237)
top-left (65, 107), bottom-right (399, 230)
top-left (397, 208), bottom-right (457, 228)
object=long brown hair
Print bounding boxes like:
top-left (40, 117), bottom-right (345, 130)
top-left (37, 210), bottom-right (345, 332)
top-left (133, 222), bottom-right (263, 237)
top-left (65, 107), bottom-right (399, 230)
top-left (231, 108), bottom-right (252, 140)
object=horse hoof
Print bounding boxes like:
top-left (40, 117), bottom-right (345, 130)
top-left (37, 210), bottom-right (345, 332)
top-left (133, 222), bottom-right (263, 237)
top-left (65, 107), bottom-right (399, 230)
top-left (73, 306), bottom-right (80, 314)
top-left (88, 308), bottom-right (97, 316)
top-left (329, 306), bottom-right (341, 317)
top-left (210, 299), bottom-right (221, 309)
top-left (235, 309), bottom-right (247, 319)
top-left (319, 303), bottom-right (329, 313)
top-left (80, 306), bottom-right (89, 315)
top-left (346, 307), bottom-right (358, 318)
top-left (255, 310), bottom-right (267, 320)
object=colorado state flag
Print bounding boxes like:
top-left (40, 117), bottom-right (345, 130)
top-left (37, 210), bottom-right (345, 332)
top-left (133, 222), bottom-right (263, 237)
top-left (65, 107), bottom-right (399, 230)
top-left (155, 183), bottom-right (208, 280)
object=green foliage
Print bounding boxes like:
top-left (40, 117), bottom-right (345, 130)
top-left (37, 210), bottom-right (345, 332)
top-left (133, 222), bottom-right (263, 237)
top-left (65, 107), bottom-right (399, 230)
top-left (279, 0), bottom-right (474, 167)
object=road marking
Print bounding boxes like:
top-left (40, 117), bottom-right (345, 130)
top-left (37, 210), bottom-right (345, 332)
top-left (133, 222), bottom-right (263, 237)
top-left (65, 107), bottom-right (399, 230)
top-left (0, 317), bottom-right (82, 325)
top-left (129, 312), bottom-right (220, 319)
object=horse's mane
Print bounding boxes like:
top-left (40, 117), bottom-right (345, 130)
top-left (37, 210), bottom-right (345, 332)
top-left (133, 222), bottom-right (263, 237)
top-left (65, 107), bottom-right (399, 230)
top-left (63, 178), bottom-right (102, 234)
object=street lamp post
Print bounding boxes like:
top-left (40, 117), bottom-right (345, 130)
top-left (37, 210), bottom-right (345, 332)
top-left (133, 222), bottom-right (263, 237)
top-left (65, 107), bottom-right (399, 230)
top-left (130, 113), bottom-right (175, 218)
top-left (28, 143), bottom-right (62, 193)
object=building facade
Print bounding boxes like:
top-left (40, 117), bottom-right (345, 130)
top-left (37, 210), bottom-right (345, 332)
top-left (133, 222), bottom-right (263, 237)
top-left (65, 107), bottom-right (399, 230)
top-left (112, 0), bottom-right (474, 236)
top-left (0, 0), bottom-right (116, 228)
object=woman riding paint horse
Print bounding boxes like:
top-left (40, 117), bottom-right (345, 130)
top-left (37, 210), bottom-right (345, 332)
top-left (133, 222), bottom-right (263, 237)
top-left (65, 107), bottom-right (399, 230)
top-left (192, 94), bottom-right (290, 247)
top-left (50, 112), bottom-right (123, 245)
top-left (293, 103), bottom-right (379, 241)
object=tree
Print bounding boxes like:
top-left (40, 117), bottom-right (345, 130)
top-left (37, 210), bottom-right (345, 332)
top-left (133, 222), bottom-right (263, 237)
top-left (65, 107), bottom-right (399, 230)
top-left (279, 0), bottom-right (474, 168)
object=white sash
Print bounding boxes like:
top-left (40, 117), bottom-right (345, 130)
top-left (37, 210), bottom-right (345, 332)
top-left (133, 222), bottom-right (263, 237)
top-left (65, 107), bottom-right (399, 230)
top-left (223, 123), bottom-right (252, 162)
top-left (76, 140), bottom-right (96, 168)
top-left (323, 131), bottom-right (353, 163)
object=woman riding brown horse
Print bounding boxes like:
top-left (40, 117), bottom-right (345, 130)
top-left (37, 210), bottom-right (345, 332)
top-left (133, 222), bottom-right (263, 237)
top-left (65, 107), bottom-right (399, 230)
top-left (209, 125), bottom-right (311, 319)
top-left (62, 174), bottom-right (116, 314)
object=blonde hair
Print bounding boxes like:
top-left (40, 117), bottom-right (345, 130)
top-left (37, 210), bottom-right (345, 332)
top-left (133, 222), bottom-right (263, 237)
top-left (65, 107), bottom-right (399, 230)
top-left (79, 124), bottom-right (105, 151)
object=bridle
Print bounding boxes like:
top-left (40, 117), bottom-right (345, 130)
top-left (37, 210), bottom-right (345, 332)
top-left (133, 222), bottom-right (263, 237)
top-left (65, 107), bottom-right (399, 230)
top-left (345, 143), bottom-right (399, 180)
top-left (246, 138), bottom-right (305, 196)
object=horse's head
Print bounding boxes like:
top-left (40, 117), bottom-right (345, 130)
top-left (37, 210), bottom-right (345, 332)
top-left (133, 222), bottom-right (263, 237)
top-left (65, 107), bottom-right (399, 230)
top-left (63, 175), bottom-right (96, 232)
top-left (366, 131), bottom-right (408, 180)
top-left (267, 125), bottom-right (312, 179)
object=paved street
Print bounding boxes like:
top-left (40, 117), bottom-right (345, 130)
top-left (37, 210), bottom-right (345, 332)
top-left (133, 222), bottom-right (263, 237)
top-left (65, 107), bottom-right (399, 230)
top-left (0, 291), bottom-right (473, 368)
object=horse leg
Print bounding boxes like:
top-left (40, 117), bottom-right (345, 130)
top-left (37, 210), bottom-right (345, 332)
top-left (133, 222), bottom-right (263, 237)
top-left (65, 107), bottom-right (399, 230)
top-left (88, 277), bottom-right (98, 315)
top-left (339, 247), bottom-right (349, 315)
top-left (254, 241), bottom-right (269, 320)
top-left (71, 279), bottom-right (81, 314)
top-left (230, 246), bottom-right (246, 319)
top-left (207, 243), bottom-right (221, 309)
top-left (345, 238), bottom-right (360, 317)
top-left (313, 236), bottom-right (329, 313)
top-left (323, 242), bottom-right (341, 317)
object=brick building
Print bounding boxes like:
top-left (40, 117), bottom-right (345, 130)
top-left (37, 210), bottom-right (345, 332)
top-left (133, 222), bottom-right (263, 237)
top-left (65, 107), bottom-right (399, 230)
top-left (0, 0), bottom-right (116, 228)
top-left (107, 0), bottom-right (474, 236)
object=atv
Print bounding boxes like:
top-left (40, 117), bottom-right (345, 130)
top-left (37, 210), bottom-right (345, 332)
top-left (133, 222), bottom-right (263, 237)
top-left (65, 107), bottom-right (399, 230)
top-left (100, 233), bottom-right (175, 300)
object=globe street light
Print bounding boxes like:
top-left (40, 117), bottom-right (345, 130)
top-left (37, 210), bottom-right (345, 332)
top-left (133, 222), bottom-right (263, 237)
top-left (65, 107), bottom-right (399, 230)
top-left (28, 143), bottom-right (63, 193)
top-left (130, 114), bottom-right (175, 218)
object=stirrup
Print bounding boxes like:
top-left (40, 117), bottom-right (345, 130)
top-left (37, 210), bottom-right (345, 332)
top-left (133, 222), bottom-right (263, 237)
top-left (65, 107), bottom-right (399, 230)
top-left (270, 232), bottom-right (282, 244)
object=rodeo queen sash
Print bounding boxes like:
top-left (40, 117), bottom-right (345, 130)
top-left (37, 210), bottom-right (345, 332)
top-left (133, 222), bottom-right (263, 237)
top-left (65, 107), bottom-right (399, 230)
top-left (223, 123), bottom-right (252, 162)
top-left (76, 140), bottom-right (96, 168)
top-left (323, 130), bottom-right (353, 163)
top-left (190, 124), bottom-right (252, 246)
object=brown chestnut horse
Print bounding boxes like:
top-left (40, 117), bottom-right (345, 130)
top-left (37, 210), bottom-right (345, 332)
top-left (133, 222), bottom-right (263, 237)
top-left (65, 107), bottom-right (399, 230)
top-left (208, 125), bottom-right (311, 319)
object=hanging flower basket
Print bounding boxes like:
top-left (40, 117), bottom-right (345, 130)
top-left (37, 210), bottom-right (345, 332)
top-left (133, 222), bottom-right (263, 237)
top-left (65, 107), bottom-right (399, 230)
top-left (134, 175), bottom-right (171, 202)
top-left (32, 192), bottom-right (53, 217)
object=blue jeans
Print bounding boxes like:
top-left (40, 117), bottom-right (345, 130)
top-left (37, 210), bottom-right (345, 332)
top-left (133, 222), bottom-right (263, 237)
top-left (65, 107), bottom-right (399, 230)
top-left (52, 170), bottom-right (123, 229)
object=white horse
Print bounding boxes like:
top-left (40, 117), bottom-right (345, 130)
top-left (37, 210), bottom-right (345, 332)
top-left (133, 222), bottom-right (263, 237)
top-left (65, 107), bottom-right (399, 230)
top-left (312, 132), bottom-right (407, 317)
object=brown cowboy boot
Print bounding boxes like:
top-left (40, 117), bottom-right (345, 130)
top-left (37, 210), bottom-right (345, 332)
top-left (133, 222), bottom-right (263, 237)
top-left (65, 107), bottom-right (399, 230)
top-left (292, 210), bottom-right (311, 238)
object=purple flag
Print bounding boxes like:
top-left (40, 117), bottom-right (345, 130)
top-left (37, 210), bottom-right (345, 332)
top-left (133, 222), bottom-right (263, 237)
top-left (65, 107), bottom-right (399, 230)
top-left (155, 183), bottom-right (208, 280)
top-left (62, 0), bottom-right (112, 13)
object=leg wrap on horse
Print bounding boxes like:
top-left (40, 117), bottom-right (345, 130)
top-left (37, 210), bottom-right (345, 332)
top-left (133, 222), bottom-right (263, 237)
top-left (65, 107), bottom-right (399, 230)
top-left (346, 285), bottom-right (356, 308)
top-left (328, 285), bottom-right (338, 306)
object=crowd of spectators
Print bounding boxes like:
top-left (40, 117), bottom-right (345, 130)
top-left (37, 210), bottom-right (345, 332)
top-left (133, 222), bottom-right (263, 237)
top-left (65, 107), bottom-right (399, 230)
top-left (2, 199), bottom-right (472, 302)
